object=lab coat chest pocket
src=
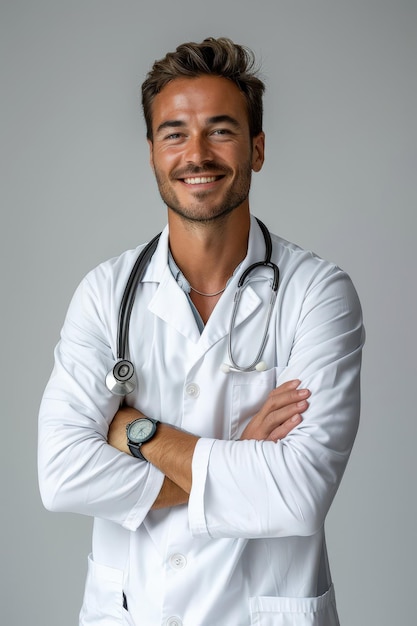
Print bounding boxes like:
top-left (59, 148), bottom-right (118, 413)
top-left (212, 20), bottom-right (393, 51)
top-left (230, 366), bottom-right (286, 439)
top-left (249, 585), bottom-right (339, 626)
top-left (79, 554), bottom-right (134, 626)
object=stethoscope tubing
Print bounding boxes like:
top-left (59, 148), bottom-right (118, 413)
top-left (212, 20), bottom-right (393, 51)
top-left (107, 218), bottom-right (279, 394)
top-left (227, 286), bottom-right (278, 372)
top-left (117, 232), bottom-right (161, 360)
top-left (227, 220), bottom-right (279, 372)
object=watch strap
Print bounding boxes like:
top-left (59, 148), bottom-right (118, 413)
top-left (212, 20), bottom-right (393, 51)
top-left (127, 441), bottom-right (148, 461)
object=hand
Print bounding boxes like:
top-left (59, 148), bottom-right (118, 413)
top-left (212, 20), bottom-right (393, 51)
top-left (240, 379), bottom-right (310, 442)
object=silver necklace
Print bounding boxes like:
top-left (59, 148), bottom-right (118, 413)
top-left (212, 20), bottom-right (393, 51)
top-left (189, 284), bottom-right (226, 297)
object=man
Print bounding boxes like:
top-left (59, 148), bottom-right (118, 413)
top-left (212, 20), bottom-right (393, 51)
top-left (38, 37), bottom-right (364, 625)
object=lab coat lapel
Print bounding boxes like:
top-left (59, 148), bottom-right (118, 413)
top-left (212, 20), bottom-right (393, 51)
top-left (143, 216), bottom-right (266, 349)
top-left (137, 227), bottom-right (201, 343)
top-left (148, 265), bottom-right (202, 343)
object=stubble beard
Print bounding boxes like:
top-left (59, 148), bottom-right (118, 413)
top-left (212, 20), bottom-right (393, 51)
top-left (154, 161), bottom-right (253, 225)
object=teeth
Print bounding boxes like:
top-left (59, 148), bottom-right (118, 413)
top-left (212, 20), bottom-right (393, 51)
top-left (183, 176), bottom-right (217, 185)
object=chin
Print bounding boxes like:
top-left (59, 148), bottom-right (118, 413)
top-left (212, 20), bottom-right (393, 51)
top-left (169, 203), bottom-right (241, 224)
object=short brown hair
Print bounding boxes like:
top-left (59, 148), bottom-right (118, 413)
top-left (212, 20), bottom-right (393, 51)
top-left (141, 37), bottom-right (265, 140)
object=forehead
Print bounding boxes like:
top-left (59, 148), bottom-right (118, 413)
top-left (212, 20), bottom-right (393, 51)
top-left (151, 75), bottom-right (249, 131)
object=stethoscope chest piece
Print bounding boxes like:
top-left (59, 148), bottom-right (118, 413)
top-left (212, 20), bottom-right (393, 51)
top-left (105, 359), bottom-right (136, 396)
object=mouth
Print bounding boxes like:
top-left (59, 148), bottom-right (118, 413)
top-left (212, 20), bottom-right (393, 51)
top-left (182, 175), bottom-right (224, 185)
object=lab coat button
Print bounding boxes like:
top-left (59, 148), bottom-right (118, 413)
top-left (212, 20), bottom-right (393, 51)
top-left (185, 383), bottom-right (200, 398)
top-left (169, 553), bottom-right (187, 570)
top-left (166, 618), bottom-right (182, 626)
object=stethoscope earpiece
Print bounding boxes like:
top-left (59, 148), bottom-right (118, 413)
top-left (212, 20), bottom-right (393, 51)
top-left (105, 359), bottom-right (136, 396)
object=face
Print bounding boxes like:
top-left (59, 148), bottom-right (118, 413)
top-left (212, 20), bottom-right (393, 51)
top-left (148, 75), bottom-right (265, 224)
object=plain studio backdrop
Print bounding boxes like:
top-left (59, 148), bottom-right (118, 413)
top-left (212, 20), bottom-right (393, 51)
top-left (1, 1), bottom-right (415, 624)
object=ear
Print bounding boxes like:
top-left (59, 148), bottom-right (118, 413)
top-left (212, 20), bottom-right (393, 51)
top-left (251, 132), bottom-right (265, 172)
top-left (148, 139), bottom-right (155, 170)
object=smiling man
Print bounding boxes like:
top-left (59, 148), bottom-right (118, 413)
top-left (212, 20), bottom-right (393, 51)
top-left (149, 75), bottom-right (262, 226)
top-left (38, 37), bottom-right (364, 625)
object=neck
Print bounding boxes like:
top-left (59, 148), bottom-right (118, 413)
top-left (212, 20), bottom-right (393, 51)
top-left (168, 207), bottom-right (250, 293)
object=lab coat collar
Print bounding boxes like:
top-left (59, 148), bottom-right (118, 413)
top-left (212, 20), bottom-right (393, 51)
top-left (144, 215), bottom-right (265, 347)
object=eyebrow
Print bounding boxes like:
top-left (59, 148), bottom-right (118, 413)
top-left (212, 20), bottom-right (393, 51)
top-left (206, 115), bottom-right (241, 128)
top-left (155, 120), bottom-right (186, 135)
top-left (155, 115), bottom-right (242, 136)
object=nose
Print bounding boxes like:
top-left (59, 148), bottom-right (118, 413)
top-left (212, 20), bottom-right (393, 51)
top-left (184, 133), bottom-right (213, 165)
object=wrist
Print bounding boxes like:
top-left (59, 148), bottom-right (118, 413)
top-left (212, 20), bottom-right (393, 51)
top-left (126, 416), bottom-right (159, 461)
top-left (141, 423), bottom-right (199, 494)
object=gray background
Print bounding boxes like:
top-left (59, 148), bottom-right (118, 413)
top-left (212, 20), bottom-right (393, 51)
top-left (1, 1), bottom-right (415, 624)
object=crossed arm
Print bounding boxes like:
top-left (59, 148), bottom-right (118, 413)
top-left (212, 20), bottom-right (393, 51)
top-left (108, 379), bottom-right (310, 509)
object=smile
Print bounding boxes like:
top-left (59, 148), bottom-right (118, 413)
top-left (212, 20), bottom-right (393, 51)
top-left (182, 176), bottom-right (221, 185)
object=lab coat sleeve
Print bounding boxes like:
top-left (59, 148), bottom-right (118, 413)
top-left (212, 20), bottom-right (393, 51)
top-left (188, 266), bottom-right (364, 539)
top-left (38, 271), bottom-right (164, 531)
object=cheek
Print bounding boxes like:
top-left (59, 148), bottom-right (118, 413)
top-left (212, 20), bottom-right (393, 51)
top-left (152, 149), bottom-right (180, 173)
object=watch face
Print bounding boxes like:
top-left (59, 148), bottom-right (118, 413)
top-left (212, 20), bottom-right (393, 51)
top-left (128, 418), bottom-right (155, 443)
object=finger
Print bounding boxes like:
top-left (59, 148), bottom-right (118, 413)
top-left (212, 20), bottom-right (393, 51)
top-left (264, 398), bottom-right (309, 430)
top-left (260, 388), bottom-right (310, 419)
top-left (267, 413), bottom-right (302, 442)
top-left (242, 398), bottom-right (308, 441)
top-left (239, 383), bottom-right (310, 441)
top-left (271, 379), bottom-right (301, 394)
top-left (268, 382), bottom-right (310, 402)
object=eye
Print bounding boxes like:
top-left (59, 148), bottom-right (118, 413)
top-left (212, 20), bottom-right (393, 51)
top-left (210, 128), bottom-right (236, 141)
top-left (159, 132), bottom-right (187, 146)
top-left (212, 128), bottom-right (231, 135)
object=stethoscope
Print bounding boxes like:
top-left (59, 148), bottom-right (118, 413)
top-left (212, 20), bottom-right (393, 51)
top-left (105, 219), bottom-right (279, 396)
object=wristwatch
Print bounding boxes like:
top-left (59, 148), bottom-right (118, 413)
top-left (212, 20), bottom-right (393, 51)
top-left (126, 417), bottom-right (159, 461)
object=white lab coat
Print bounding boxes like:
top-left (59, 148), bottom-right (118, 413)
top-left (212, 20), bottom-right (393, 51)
top-left (38, 216), bottom-right (364, 626)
